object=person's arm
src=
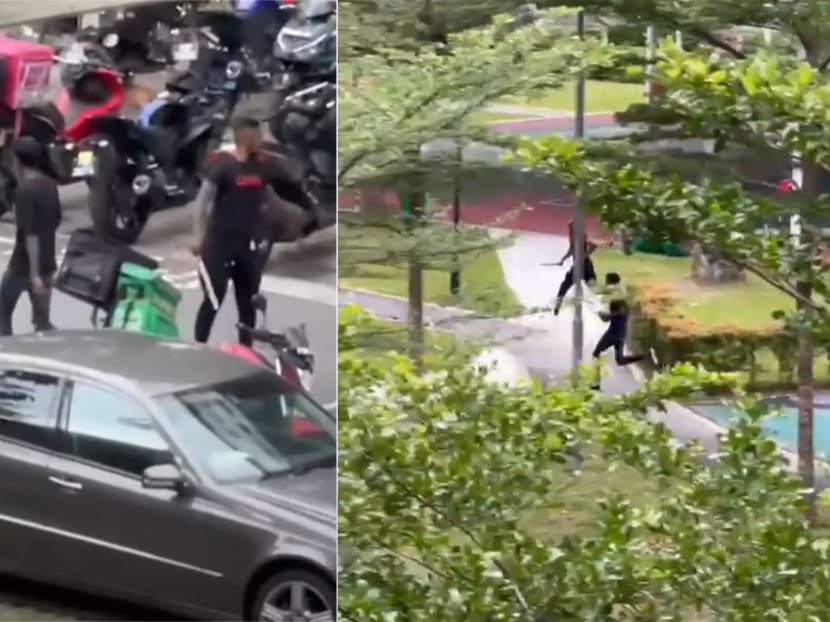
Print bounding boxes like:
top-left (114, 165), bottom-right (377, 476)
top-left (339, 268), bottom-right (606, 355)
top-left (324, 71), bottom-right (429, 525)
top-left (261, 185), bottom-right (309, 241)
top-left (192, 156), bottom-right (225, 241)
top-left (192, 181), bottom-right (218, 241)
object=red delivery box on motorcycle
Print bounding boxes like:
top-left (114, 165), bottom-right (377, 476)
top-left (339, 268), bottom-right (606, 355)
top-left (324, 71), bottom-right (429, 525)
top-left (0, 37), bottom-right (53, 110)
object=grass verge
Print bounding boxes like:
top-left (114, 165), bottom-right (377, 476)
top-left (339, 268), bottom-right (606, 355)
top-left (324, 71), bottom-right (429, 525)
top-left (346, 316), bottom-right (479, 367)
top-left (503, 80), bottom-right (643, 113)
top-left (339, 220), bottom-right (521, 316)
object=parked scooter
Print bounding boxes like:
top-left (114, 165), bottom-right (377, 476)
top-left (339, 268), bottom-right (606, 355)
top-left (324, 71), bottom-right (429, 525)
top-left (82, 80), bottom-right (217, 243)
top-left (220, 294), bottom-right (315, 394)
top-left (0, 40), bottom-right (126, 218)
top-left (268, 0), bottom-right (335, 136)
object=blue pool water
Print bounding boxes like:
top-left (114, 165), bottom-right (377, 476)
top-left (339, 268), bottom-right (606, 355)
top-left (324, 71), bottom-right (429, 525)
top-left (693, 399), bottom-right (830, 458)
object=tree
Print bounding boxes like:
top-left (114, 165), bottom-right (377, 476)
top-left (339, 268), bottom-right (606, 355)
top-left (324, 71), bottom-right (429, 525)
top-left (517, 40), bottom-right (830, 521)
top-left (339, 0), bottom-right (618, 363)
top-left (338, 307), bottom-right (830, 621)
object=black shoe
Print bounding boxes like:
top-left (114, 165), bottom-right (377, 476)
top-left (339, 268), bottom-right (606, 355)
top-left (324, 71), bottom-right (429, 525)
top-left (590, 383), bottom-right (601, 391)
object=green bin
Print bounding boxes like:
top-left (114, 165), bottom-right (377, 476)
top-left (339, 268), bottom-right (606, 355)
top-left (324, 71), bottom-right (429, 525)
top-left (108, 262), bottom-right (182, 338)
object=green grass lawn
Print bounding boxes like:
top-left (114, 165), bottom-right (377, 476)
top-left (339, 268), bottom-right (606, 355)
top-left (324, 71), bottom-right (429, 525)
top-left (592, 249), bottom-right (830, 385)
top-left (592, 249), bottom-right (789, 330)
top-left (340, 221), bottom-right (521, 316)
top-left (503, 80), bottom-right (643, 113)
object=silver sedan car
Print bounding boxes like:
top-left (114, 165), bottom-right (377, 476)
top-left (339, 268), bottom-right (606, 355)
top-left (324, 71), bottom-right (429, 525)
top-left (0, 330), bottom-right (336, 621)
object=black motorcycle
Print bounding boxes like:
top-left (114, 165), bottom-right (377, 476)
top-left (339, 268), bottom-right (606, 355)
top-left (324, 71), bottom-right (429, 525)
top-left (268, 0), bottom-right (335, 140)
top-left (83, 88), bottom-right (218, 243)
top-left (82, 2), bottom-right (201, 74)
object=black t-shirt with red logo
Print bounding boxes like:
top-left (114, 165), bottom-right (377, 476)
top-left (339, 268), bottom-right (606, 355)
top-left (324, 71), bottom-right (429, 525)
top-left (205, 151), bottom-right (268, 240)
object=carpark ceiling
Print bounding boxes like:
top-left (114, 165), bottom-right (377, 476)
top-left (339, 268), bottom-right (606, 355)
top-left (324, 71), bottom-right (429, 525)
top-left (0, 0), bottom-right (181, 26)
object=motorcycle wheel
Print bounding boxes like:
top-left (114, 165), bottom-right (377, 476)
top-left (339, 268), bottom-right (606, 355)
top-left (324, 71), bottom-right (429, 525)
top-left (87, 142), bottom-right (151, 244)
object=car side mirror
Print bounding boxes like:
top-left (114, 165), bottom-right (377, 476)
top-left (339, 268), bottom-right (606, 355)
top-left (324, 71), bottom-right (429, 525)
top-left (142, 463), bottom-right (186, 492)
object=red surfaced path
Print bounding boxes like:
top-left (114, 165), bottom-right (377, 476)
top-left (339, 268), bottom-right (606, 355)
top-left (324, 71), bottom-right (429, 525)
top-left (339, 187), bottom-right (606, 238)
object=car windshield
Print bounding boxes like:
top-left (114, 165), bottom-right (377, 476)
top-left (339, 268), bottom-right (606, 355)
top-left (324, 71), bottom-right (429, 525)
top-left (155, 371), bottom-right (335, 484)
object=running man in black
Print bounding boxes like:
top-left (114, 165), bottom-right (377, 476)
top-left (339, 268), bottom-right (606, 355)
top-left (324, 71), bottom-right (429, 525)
top-left (192, 116), bottom-right (276, 346)
top-left (590, 272), bottom-right (649, 390)
top-left (547, 219), bottom-right (607, 316)
top-left (0, 137), bottom-right (61, 336)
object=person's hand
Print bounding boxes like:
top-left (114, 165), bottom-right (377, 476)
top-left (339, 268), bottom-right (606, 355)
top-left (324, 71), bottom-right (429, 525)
top-left (190, 240), bottom-right (202, 257)
top-left (31, 275), bottom-right (48, 298)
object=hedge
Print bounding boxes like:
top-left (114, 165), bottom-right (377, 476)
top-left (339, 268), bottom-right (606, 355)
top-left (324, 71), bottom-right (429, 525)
top-left (626, 281), bottom-right (813, 390)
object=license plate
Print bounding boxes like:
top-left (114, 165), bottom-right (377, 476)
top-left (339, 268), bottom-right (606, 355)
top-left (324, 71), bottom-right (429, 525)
top-left (71, 151), bottom-right (94, 177)
top-left (173, 43), bottom-right (198, 62)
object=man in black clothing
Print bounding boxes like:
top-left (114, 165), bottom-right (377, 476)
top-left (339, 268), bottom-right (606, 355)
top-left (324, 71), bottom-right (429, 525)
top-left (191, 116), bottom-right (279, 345)
top-left (547, 218), bottom-right (607, 316)
top-left (0, 137), bottom-right (61, 336)
top-left (590, 272), bottom-right (649, 390)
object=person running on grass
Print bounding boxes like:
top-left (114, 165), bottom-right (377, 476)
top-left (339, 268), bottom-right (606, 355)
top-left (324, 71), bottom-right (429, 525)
top-left (590, 271), bottom-right (653, 390)
top-left (544, 218), bottom-right (609, 316)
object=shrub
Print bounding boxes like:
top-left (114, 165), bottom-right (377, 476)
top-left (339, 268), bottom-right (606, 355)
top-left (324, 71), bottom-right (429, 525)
top-left (626, 281), bottom-right (805, 390)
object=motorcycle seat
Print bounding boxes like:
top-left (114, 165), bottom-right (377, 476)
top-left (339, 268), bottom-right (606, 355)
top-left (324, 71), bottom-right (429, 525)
top-left (135, 125), bottom-right (178, 168)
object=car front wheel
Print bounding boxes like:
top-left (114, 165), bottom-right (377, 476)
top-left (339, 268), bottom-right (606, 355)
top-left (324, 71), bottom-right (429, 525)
top-left (252, 569), bottom-right (335, 622)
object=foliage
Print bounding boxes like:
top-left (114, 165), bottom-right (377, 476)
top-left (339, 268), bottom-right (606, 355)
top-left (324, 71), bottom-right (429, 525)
top-left (338, 307), bottom-right (480, 366)
top-left (338, 309), bottom-right (830, 621)
top-left (339, 213), bottom-right (521, 315)
top-left (516, 42), bottom-right (830, 342)
top-left (338, 1), bottom-right (618, 185)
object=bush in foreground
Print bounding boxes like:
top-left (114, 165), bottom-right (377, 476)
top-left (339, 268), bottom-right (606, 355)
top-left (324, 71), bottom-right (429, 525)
top-left (338, 308), bottom-right (830, 621)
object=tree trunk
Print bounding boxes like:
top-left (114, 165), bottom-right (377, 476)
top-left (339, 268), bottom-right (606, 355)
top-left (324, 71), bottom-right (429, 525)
top-left (789, 40), bottom-right (826, 523)
top-left (797, 153), bottom-right (819, 524)
top-left (407, 248), bottom-right (425, 371)
top-left (405, 188), bottom-right (426, 372)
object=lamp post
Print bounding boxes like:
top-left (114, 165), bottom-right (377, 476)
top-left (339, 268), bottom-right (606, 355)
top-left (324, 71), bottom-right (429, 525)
top-left (570, 9), bottom-right (586, 384)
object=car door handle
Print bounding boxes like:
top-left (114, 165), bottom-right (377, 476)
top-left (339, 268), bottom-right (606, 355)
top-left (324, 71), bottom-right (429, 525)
top-left (48, 476), bottom-right (83, 491)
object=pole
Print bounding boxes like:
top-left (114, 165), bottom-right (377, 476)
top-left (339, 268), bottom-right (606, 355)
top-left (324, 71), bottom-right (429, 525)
top-left (571, 10), bottom-right (586, 384)
top-left (450, 141), bottom-right (461, 296)
top-left (645, 25), bottom-right (655, 104)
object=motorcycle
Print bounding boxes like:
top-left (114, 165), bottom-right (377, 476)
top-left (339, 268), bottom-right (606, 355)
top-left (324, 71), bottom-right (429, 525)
top-left (267, 80), bottom-right (336, 232)
top-left (220, 294), bottom-right (315, 394)
top-left (80, 2), bottom-right (202, 74)
top-left (268, 0), bottom-right (335, 139)
top-left (0, 40), bottom-right (126, 218)
top-left (167, 26), bottom-right (266, 123)
top-left (81, 78), bottom-right (217, 243)
top-left (176, 8), bottom-right (282, 93)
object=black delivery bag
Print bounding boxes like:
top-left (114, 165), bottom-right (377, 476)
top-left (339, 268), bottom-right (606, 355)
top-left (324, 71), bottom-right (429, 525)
top-left (55, 228), bottom-right (159, 308)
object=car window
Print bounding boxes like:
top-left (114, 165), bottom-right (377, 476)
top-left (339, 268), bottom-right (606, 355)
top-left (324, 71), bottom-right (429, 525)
top-left (155, 371), bottom-right (335, 484)
top-left (66, 382), bottom-right (173, 477)
top-left (0, 369), bottom-right (60, 449)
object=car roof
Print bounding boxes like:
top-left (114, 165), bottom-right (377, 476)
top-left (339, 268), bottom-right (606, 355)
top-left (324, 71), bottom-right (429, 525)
top-left (0, 329), bottom-right (261, 395)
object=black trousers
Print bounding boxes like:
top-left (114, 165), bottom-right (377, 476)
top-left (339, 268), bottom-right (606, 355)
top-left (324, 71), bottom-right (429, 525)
top-left (592, 326), bottom-right (644, 366)
top-left (0, 270), bottom-right (54, 336)
top-left (557, 257), bottom-right (597, 299)
top-left (195, 235), bottom-right (262, 346)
